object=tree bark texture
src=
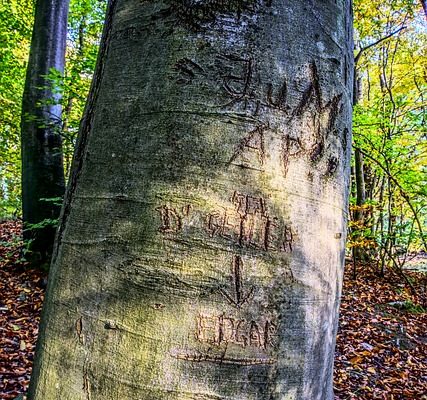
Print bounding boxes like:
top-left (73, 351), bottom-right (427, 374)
top-left (21, 0), bottom-right (69, 266)
top-left (29, 1), bottom-right (353, 399)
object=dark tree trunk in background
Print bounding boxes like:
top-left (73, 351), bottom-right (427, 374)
top-left (354, 148), bottom-right (366, 211)
top-left (421, 0), bottom-right (427, 20)
top-left (29, 1), bottom-right (353, 399)
top-left (21, 0), bottom-right (69, 267)
top-left (352, 66), bottom-right (365, 216)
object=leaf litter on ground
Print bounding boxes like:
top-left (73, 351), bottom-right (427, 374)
top-left (0, 220), bottom-right (426, 399)
top-left (0, 221), bottom-right (45, 400)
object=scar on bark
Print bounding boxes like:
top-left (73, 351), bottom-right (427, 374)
top-left (266, 79), bottom-right (287, 109)
top-left (217, 53), bottom-right (264, 115)
top-left (312, 92), bottom-right (343, 163)
top-left (220, 255), bottom-right (254, 308)
top-left (263, 217), bottom-right (274, 251)
top-left (220, 54), bottom-right (253, 98)
top-left (309, 138), bottom-right (324, 163)
top-left (325, 93), bottom-right (343, 132)
top-left (104, 320), bottom-right (118, 330)
top-left (290, 61), bottom-right (343, 134)
top-left (76, 317), bottom-right (84, 344)
top-left (172, 351), bottom-right (276, 365)
top-left (327, 156), bottom-right (339, 175)
top-left (173, 58), bottom-right (205, 84)
top-left (342, 127), bottom-right (349, 153)
top-left (232, 191), bottom-right (267, 217)
top-left (83, 358), bottom-right (92, 400)
top-left (196, 313), bottom-right (277, 349)
top-left (281, 225), bottom-right (294, 253)
top-left (182, 204), bottom-right (192, 216)
top-left (288, 61), bottom-right (343, 167)
top-left (170, 0), bottom-right (271, 30)
top-left (111, 26), bottom-right (147, 41)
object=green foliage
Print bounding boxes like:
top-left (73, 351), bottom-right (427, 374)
top-left (389, 300), bottom-right (426, 313)
top-left (0, 0), bottom-right (34, 217)
top-left (24, 218), bottom-right (59, 231)
top-left (61, 0), bottom-right (106, 175)
top-left (351, 0), bottom-right (427, 269)
top-left (0, 0), bottom-right (106, 218)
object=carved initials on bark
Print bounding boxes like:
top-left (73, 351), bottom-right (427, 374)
top-left (266, 80), bottom-right (287, 109)
top-left (205, 192), bottom-right (295, 252)
top-left (173, 57), bottom-right (205, 84)
top-left (196, 313), bottom-right (277, 350)
top-left (229, 124), bottom-right (267, 170)
top-left (218, 54), bottom-right (259, 113)
top-left (281, 61), bottom-right (343, 176)
top-left (219, 255), bottom-right (254, 308)
top-left (156, 205), bottom-right (191, 233)
top-left (170, 0), bottom-right (271, 31)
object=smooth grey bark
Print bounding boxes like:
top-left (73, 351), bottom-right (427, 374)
top-left (29, 1), bottom-right (353, 399)
top-left (21, 0), bottom-right (69, 266)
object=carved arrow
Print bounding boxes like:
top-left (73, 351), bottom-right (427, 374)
top-left (220, 255), bottom-right (254, 308)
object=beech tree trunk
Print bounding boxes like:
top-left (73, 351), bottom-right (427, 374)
top-left (21, 0), bottom-right (69, 267)
top-left (29, 1), bottom-right (353, 399)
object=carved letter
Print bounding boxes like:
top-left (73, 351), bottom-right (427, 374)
top-left (156, 205), bottom-right (182, 233)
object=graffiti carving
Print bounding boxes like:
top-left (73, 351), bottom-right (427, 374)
top-left (156, 205), bottom-right (183, 233)
top-left (219, 255), bottom-right (254, 308)
top-left (205, 191), bottom-right (296, 252)
top-left (173, 58), bottom-right (205, 85)
top-left (229, 124), bottom-right (267, 170)
top-left (196, 313), bottom-right (277, 350)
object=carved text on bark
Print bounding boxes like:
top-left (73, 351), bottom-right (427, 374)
top-left (173, 56), bottom-right (344, 176)
top-left (156, 192), bottom-right (296, 253)
top-left (196, 313), bottom-right (277, 350)
top-left (206, 191), bottom-right (295, 253)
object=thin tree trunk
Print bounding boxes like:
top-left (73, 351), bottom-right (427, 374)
top-left (29, 1), bottom-right (353, 399)
top-left (377, 175), bottom-right (386, 276)
top-left (353, 147), bottom-right (366, 262)
top-left (352, 62), bottom-right (366, 264)
top-left (21, 0), bottom-right (69, 267)
top-left (62, 18), bottom-right (86, 177)
top-left (354, 148), bottom-right (366, 215)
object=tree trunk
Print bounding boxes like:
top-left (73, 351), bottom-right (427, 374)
top-left (421, 0), bottom-right (427, 20)
top-left (353, 147), bottom-right (367, 262)
top-left (354, 148), bottom-right (366, 214)
top-left (29, 1), bottom-right (353, 399)
top-left (21, 0), bottom-right (69, 267)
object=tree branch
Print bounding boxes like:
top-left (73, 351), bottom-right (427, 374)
top-left (356, 147), bottom-right (427, 252)
top-left (354, 26), bottom-right (407, 66)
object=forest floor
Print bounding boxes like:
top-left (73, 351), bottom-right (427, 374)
top-left (0, 220), bottom-right (426, 400)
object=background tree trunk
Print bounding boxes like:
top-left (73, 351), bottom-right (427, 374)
top-left (353, 147), bottom-right (366, 263)
top-left (29, 1), bottom-right (353, 399)
top-left (21, 0), bottom-right (69, 267)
